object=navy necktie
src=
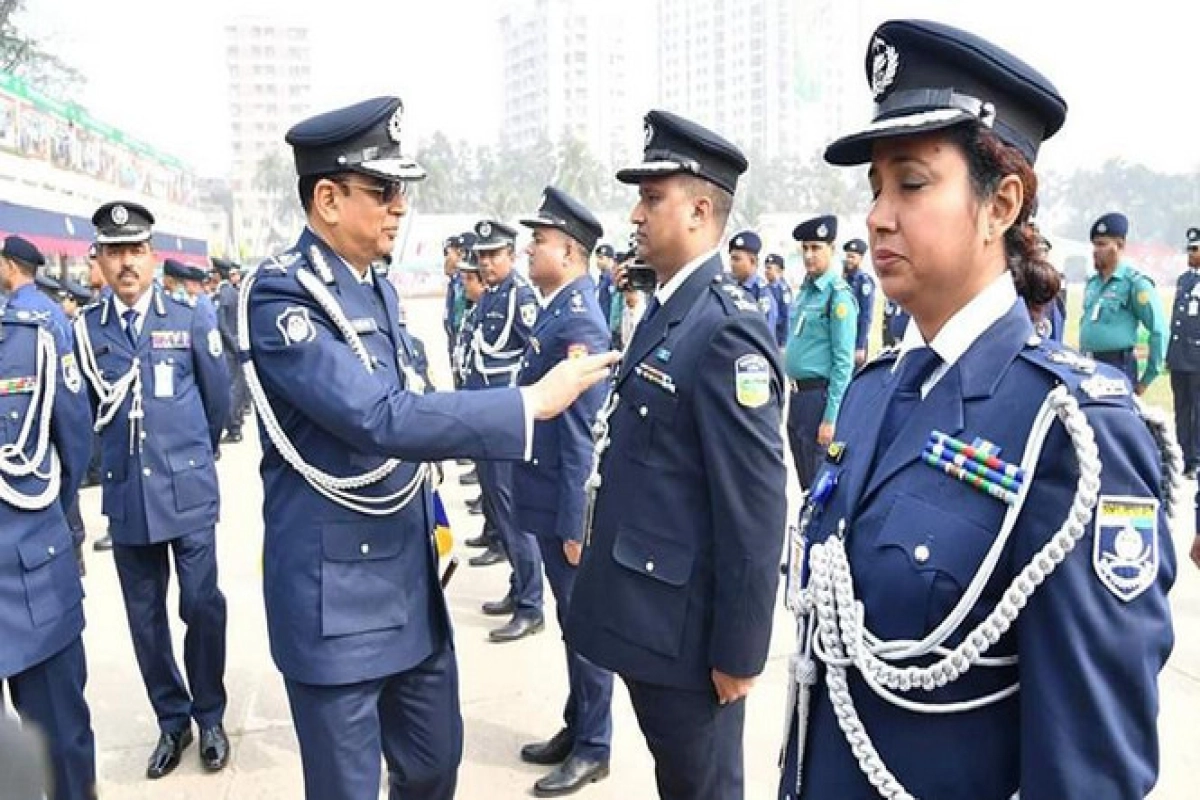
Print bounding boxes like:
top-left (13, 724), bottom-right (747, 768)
top-left (641, 295), bottom-right (662, 326)
top-left (876, 346), bottom-right (942, 457)
top-left (122, 309), bottom-right (140, 348)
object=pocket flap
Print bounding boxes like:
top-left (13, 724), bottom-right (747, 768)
top-left (322, 520), bottom-right (403, 563)
top-left (166, 446), bottom-right (213, 474)
top-left (875, 493), bottom-right (994, 585)
top-left (612, 526), bottom-right (694, 587)
top-left (18, 522), bottom-right (72, 571)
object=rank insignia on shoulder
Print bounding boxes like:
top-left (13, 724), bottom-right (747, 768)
top-left (208, 328), bottom-right (223, 358)
top-left (62, 353), bottom-right (82, 393)
top-left (734, 353), bottom-right (770, 408)
top-left (277, 306), bottom-right (317, 346)
top-left (567, 343), bottom-right (588, 359)
top-left (520, 302), bottom-right (538, 328)
top-left (530, 337), bottom-right (541, 355)
top-left (1047, 349), bottom-right (1096, 374)
top-left (263, 251), bottom-right (302, 273)
top-left (1080, 374), bottom-right (1130, 399)
top-left (1093, 495), bottom-right (1159, 602)
top-left (826, 441), bottom-right (846, 464)
top-left (351, 317), bottom-right (379, 335)
top-left (570, 292), bottom-right (584, 313)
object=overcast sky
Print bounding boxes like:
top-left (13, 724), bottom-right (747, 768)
top-left (25, 0), bottom-right (1200, 178)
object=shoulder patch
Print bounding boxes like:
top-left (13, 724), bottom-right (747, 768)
top-left (276, 306), bottom-right (317, 346)
top-left (520, 301), bottom-right (538, 328)
top-left (1093, 495), bottom-right (1159, 602)
top-left (208, 328), bottom-right (223, 357)
top-left (62, 352), bottom-right (82, 393)
top-left (734, 353), bottom-right (771, 408)
top-left (834, 301), bottom-right (850, 319)
top-left (1136, 289), bottom-right (1150, 305)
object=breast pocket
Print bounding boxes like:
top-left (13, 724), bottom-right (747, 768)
top-left (320, 520), bottom-right (409, 638)
top-left (621, 381), bottom-right (679, 466)
top-left (166, 446), bottom-right (217, 512)
top-left (867, 493), bottom-right (997, 639)
top-left (18, 517), bottom-right (83, 627)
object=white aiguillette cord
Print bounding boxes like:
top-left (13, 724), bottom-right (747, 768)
top-left (0, 325), bottom-right (60, 510)
top-left (74, 311), bottom-right (144, 454)
top-left (237, 249), bottom-right (427, 516)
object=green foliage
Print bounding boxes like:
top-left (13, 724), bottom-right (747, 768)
top-left (0, 0), bottom-right (84, 99)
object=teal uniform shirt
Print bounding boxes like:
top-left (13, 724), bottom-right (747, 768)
top-left (1080, 261), bottom-right (1167, 385)
top-left (784, 269), bottom-right (857, 423)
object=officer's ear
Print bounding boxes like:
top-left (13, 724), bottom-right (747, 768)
top-left (311, 178), bottom-right (346, 225)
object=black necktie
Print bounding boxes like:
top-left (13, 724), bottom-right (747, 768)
top-left (876, 346), bottom-right (942, 457)
top-left (641, 295), bottom-right (661, 326)
top-left (123, 309), bottom-right (140, 348)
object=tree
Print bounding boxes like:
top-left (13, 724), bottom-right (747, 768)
top-left (250, 149), bottom-right (304, 255)
top-left (0, 0), bottom-right (84, 98)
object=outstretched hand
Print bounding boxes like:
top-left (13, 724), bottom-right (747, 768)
top-left (524, 351), bottom-right (620, 421)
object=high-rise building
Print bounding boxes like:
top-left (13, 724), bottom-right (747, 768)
top-left (497, 0), bottom-right (655, 172)
top-left (656, 0), bottom-right (865, 162)
top-left (224, 18), bottom-right (313, 257)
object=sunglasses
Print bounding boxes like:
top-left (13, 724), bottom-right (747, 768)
top-left (1189, 245), bottom-right (1199, 253)
top-left (336, 178), bottom-right (409, 205)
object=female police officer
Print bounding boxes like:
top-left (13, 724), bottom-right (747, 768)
top-left (778, 20), bottom-right (1179, 800)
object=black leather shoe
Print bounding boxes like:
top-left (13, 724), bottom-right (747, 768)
top-left (221, 431), bottom-right (243, 444)
top-left (459, 469), bottom-right (479, 486)
top-left (521, 727), bottom-right (573, 765)
top-left (466, 497), bottom-right (483, 512)
top-left (146, 728), bottom-right (193, 779)
top-left (533, 755), bottom-right (610, 797)
top-left (464, 533), bottom-right (491, 548)
top-left (469, 544), bottom-right (506, 567)
top-left (482, 595), bottom-right (515, 616)
top-left (489, 613), bottom-right (544, 643)
top-left (199, 724), bottom-right (230, 771)
top-left (92, 534), bottom-right (113, 552)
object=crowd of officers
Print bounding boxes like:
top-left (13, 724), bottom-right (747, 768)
top-left (0, 31), bottom-right (1195, 800)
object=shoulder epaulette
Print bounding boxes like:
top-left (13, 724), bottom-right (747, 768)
top-left (1018, 336), bottom-right (1132, 406)
top-left (257, 249), bottom-right (305, 277)
top-left (712, 275), bottom-right (760, 314)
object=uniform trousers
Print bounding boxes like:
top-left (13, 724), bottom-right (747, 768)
top-left (3, 637), bottom-right (95, 800)
top-left (624, 678), bottom-right (746, 800)
top-left (536, 534), bottom-right (613, 760)
top-left (478, 460), bottom-right (542, 613)
top-left (786, 383), bottom-right (828, 492)
top-left (1171, 370), bottom-right (1200, 469)
top-left (284, 644), bottom-right (461, 800)
top-left (112, 528), bottom-right (227, 732)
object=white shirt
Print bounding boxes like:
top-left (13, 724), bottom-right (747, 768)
top-left (112, 289), bottom-right (154, 338)
top-left (654, 247), bottom-right (720, 306)
top-left (897, 271), bottom-right (1018, 397)
top-left (620, 293), bottom-right (647, 350)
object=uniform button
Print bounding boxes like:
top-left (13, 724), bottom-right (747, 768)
top-left (532, 458), bottom-right (539, 466)
top-left (360, 542), bottom-right (370, 555)
top-left (8, 410), bottom-right (16, 419)
top-left (105, 471), bottom-right (113, 479)
top-left (142, 467), bottom-right (152, 476)
top-left (638, 406), bottom-right (648, 417)
top-left (914, 544), bottom-right (930, 564)
top-left (188, 459), bottom-right (196, 467)
top-left (645, 560), bottom-right (655, 572)
top-left (48, 545), bottom-right (56, 556)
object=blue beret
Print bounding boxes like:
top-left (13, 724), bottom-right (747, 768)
top-left (1186, 228), bottom-right (1199, 247)
top-left (843, 238), bottom-right (867, 255)
top-left (826, 19), bottom-right (1067, 167)
top-left (1091, 212), bottom-right (1128, 240)
top-left (728, 230), bottom-right (762, 255)
top-left (1, 235), bottom-right (45, 268)
top-left (764, 253), bottom-right (786, 269)
top-left (519, 186), bottom-right (604, 253)
top-left (793, 215), bottom-right (838, 244)
top-left (92, 201), bottom-right (154, 244)
top-left (617, 109), bottom-right (748, 194)
top-left (162, 258), bottom-right (191, 280)
top-left (594, 244), bottom-right (615, 259)
top-left (285, 96), bottom-right (425, 182)
top-left (473, 220), bottom-right (518, 252)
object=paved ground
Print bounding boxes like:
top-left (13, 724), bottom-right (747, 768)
top-left (58, 297), bottom-right (1200, 798)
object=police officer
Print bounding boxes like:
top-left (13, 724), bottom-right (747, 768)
top-left (212, 257), bottom-right (250, 443)
top-left (842, 238), bottom-right (875, 366)
top-left (594, 243), bottom-right (619, 333)
top-left (1031, 231), bottom-right (1065, 342)
top-left (764, 253), bottom-right (793, 348)
top-left (728, 230), bottom-right (780, 335)
top-left (442, 232), bottom-right (473, 381)
top-left (469, 219), bottom-right (546, 638)
top-left (0, 292), bottom-right (96, 800)
top-left (1080, 212), bottom-right (1167, 392)
top-left (778, 20), bottom-right (1175, 798)
top-left (881, 296), bottom-right (909, 347)
top-left (240, 96), bottom-right (613, 800)
top-left (785, 215), bottom-right (857, 491)
top-left (566, 109), bottom-right (787, 800)
top-left (513, 187), bottom-right (615, 796)
top-left (0, 236), bottom-right (73, 355)
top-left (1167, 227), bottom-right (1200, 478)
top-left (74, 201), bottom-right (232, 779)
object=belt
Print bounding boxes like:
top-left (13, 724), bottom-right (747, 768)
top-left (1088, 348), bottom-right (1133, 364)
top-left (790, 377), bottom-right (828, 392)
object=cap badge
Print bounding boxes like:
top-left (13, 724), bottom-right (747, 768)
top-left (644, 120), bottom-right (654, 149)
top-left (1189, 229), bottom-right (1199, 243)
top-left (111, 205), bottom-right (129, 226)
top-left (1097, 222), bottom-right (1108, 234)
top-left (478, 221), bottom-right (492, 239)
top-left (869, 36), bottom-right (900, 101)
top-left (387, 104), bottom-right (404, 144)
top-left (816, 224), bottom-right (828, 238)
top-left (734, 237), bottom-right (744, 247)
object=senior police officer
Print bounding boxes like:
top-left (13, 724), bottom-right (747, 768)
top-left (469, 219), bottom-right (547, 638)
top-left (778, 20), bottom-right (1176, 799)
top-left (213, 257), bottom-right (249, 443)
top-left (74, 200), bottom-right (232, 779)
top-left (842, 238), bottom-right (875, 365)
top-left (0, 236), bottom-right (73, 355)
top-left (784, 215), bottom-right (857, 491)
top-left (728, 230), bottom-right (780, 334)
top-left (0, 291), bottom-right (96, 799)
top-left (512, 187), bottom-right (616, 796)
top-left (1080, 212), bottom-right (1167, 392)
top-left (240, 95), bottom-right (615, 800)
top-left (566, 109), bottom-right (787, 800)
top-left (764, 253), bottom-right (793, 348)
top-left (1167, 227), bottom-right (1200, 477)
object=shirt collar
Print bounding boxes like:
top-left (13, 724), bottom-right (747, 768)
top-left (898, 270), bottom-right (1017, 389)
top-left (112, 287), bottom-right (154, 320)
top-left (805, 267), bottom-right (836, 291)
top-left (655, 247), bottom-right (719, 306)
